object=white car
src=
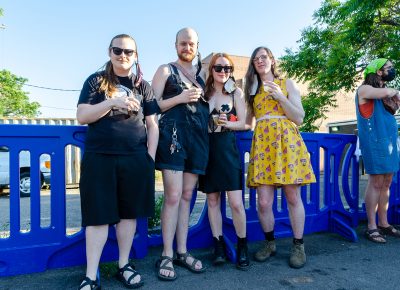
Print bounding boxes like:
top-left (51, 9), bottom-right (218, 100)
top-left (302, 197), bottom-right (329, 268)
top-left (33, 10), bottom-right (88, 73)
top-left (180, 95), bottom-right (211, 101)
top-left (0, 146), bottom-right (51, 197)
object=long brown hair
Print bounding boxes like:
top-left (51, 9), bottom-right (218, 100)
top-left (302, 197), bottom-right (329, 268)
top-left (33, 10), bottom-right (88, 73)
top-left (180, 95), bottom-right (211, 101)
top-left (244, 47), bottom-right (280, 114)
top-left (362, 60), bottom-right (389, 88)
top-left (204, 53), bottom-right (235, 100)
top-left (98, 34), bottom-right (137, 96)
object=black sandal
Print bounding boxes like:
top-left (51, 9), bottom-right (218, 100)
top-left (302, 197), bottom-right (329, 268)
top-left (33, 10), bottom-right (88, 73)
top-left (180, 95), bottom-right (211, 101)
top-left (78, 277), bottom-right (101, 290)
top-left (156, 256), bottom-right (177, 281)
top-left (365, 229), bottom-right (386, 243)
top-left (174, 252), bottom-right (206, 273)
top-left (378, 225), bottom-right (400, 237)
top-left (116, 263), bottom-right (144, 289)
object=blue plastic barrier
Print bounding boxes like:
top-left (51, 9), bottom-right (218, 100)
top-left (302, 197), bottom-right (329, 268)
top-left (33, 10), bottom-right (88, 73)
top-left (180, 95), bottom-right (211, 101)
top-left (0, 125), bottom-right (366, 276)
top-left (0, 125), bottom-right (148, 277)
top-left (147, 131), bottom-right (360, 263)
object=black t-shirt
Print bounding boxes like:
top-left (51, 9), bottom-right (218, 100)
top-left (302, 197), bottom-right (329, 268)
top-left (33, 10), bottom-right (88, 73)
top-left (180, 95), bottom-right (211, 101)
top-left (78, 72), bottom-right (158, 154)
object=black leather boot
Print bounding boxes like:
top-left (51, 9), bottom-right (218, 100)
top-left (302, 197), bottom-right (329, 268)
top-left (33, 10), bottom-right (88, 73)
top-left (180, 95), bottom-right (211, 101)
top-left (236, 237), bottom-right (250, 270)
top-left (212, 235), bottom-right (226, 265)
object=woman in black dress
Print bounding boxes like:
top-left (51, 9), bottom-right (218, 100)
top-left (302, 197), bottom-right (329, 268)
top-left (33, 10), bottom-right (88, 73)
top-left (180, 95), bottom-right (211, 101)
top-left (199, 53), bottom-right (248, 270)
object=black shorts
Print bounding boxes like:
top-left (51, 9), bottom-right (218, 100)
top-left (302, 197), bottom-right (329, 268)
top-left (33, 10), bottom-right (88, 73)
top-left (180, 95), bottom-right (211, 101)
top-left (198, 131), bottom-right (243, 193)
top-left (155, 118), bottom-right (209, 174)
top-left (79, 152), bottom-right (155, 226)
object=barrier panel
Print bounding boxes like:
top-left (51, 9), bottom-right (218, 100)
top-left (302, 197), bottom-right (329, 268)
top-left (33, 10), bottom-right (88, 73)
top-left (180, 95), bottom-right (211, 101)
top-left (0, 125), bottom-right (368, 276)
top-left (0, 125), bottom-right (148, 276)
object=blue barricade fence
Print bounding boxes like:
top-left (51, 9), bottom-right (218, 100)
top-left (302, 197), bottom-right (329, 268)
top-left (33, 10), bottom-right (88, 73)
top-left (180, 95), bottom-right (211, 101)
top-left (0, 124), bottom-right (393, 277)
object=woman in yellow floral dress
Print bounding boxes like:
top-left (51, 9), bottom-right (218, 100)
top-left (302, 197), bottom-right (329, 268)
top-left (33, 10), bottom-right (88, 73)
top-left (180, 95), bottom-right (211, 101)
top-left (244, 47), bottom-right (315, 269)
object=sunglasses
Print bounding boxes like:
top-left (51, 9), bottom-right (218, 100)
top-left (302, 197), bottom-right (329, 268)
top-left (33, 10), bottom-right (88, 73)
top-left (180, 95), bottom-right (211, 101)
top-left (213, 65), bottom-right (233, 73)
top-left (111, 47), bottom-right (136, 56)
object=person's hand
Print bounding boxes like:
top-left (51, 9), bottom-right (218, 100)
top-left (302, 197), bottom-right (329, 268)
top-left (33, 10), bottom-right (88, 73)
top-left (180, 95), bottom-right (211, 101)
top-left (126, 96), bottom-right (141, 113)
top-left (263, 81), bottom-right (285, 101)
top-left (218, 113), bottom-right (227, 126)
top-left (111, 96), bottom-right (130, 109)
top-left (179, 88), bottom-right (203, 103)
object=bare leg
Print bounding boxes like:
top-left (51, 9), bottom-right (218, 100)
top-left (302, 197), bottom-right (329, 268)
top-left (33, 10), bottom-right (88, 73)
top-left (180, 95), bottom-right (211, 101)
top-left (257, 185), bottom-right (275, 232)
top-left (159, 169), bottom-right (183, 278)
top-left (365, 174), bottom-right (385, 230)
top-left (207, 192), bottom-right (223, 237)
top-left (283, 185), bottom-right (305, 239)
top-left (176, 172), bottom-right (203, 270)
top-left (80, 225), bottom-right (108, 290)
top-left (377, 173), bottom-right (393, 227)
top-left (227, 190), bottom-right (246, 238)
top-left (116, 219), bottom-right (140, 285)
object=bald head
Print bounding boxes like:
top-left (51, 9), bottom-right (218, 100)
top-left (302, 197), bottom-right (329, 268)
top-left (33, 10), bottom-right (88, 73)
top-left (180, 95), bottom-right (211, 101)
top-left (175, 27), bottom-right (199, 44)
top-left (175, 27), bottom-right (199, 63)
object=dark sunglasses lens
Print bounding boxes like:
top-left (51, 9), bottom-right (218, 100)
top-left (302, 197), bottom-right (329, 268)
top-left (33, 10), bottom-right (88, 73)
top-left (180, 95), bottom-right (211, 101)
top-left (213, 66), bottom-right (223, 72)
top-left (112, 47), bottom-right (123, 55)
top-left (224, 66), bottom-right (232, 73)
top-left (124, 49), bottom-right (134, 56)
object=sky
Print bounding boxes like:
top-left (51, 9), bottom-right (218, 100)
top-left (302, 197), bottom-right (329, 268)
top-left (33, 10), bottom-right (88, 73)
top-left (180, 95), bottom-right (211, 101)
top-left (0, 0), bottom-right (323, 118)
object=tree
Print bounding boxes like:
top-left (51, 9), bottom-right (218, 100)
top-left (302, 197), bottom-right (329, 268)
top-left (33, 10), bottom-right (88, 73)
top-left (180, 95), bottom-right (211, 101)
top-left (0, 9), bottom-right (40, 118)
top-left (0, 70), bottom-right (40, 117)
top-left (280, 0), bottom-right (400, 132)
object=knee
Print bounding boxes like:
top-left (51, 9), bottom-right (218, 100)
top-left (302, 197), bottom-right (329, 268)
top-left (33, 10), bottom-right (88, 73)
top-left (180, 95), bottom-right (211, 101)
top-left (285, 192), bottom-right (301, 207)
top-left (164, 192), bottom-right (181, 207)
top-left (207, 195), bottom-right (220, 209)
top-left (258, 196), bottom-right (273, 212)
top-left (230, 199), bottom-right (245, 215)
top-left (383, 177), bottom-right (393, 190)
top-left (181, 189), bottom-right (193, 203)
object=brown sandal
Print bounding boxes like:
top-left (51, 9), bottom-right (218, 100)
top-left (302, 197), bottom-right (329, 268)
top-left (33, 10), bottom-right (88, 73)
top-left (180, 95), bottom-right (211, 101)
top-left (365, 229), bottom-right (386, 243)
top-left (378, 225), bottom-right (400, 238)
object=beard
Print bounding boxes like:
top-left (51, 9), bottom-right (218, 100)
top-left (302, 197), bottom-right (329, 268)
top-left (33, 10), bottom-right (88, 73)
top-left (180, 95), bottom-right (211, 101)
top-left (177, 51), bottom-right (196, 62)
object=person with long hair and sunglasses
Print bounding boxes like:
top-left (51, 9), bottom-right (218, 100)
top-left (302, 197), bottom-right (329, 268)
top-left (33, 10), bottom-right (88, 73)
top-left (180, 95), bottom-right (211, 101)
top-left (244, 47), bottom-right (315, 269)
top-left (356, 58), bottom-right (400, 244)
top-left (76, 34), bottom-right (158, 289)
top-left (198, 53), bottom-right (249, 270)
top-left (151, 27), bottom-right (208, 281)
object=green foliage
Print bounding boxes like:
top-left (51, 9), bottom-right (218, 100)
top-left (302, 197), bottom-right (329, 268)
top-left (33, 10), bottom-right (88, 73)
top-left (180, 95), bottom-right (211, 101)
top-left (0, 70), bottom-right (41, 117)
top-left (280, 0), bottom-right (400, 131)
top-left (148, 195), bottom-right (164, 229)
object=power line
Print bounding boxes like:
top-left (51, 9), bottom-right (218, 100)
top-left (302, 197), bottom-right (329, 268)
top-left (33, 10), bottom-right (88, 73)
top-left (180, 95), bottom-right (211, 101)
top-left (21, 83), bottom-right (80, 92)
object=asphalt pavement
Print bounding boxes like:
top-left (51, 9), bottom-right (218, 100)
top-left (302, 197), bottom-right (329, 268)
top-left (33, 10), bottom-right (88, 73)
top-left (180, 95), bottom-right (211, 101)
top-left (0, 223), bottom-right (399, 290)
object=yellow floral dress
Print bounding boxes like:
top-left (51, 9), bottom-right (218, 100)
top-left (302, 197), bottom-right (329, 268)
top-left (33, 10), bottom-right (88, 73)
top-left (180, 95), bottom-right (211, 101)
top-left (247, 79), bottom-right (316, 187)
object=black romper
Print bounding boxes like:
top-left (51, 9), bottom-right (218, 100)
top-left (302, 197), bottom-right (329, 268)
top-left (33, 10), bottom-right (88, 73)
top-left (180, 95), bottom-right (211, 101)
top-left (155, 64), bottom-right (209, 174)
top-left (198, 95), bottom-right (243, 193)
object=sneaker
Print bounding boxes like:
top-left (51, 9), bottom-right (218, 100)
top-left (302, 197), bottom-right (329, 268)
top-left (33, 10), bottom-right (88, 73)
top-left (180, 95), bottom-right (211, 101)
top-left (289, 243), bottom-right (306, 269)
top-left (212, 236), bottom-right (226, 265)
top-left (254, 240), bottom-right (277, 262)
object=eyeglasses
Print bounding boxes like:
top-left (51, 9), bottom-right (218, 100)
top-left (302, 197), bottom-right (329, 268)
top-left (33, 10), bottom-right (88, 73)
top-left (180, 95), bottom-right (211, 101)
top-left (252, 54), bottom-right (268, 63)
top-left (213, 65), bottom-right (233, 73)
top-left (111, 47), bottom-right (136, 56)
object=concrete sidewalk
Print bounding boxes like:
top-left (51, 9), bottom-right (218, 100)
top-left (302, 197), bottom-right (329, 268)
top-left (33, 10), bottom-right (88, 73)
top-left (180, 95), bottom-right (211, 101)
top-left (0, 223), bottom-right (399, 290)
